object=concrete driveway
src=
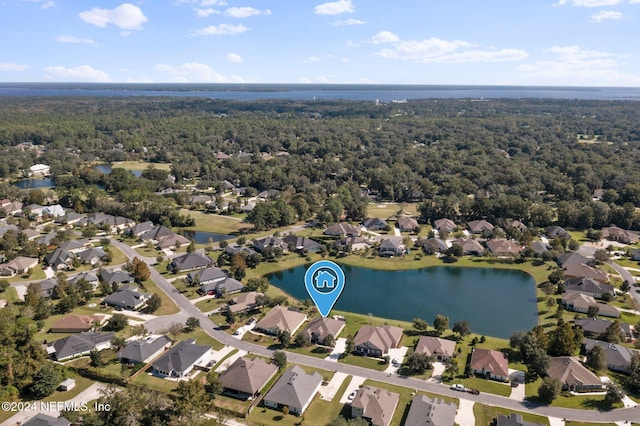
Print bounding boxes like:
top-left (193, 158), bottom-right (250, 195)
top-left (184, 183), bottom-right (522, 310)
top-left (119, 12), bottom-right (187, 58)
top-left (339, 375), bottom-right (367, 404)
top-left (384, 346), bottom-right (408, 374)
top-left (319, 372), bottom-right (348, 401)
top-left (325, 337), bottom-right (347, 362)
top-left (429, 362), bottom-right (446, 382)
top-left (455, 399), bottom-right (476, 426)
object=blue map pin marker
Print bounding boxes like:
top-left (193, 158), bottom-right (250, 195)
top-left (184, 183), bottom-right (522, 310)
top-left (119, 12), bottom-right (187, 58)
top-left (304, 260), bottom-right (346, 317)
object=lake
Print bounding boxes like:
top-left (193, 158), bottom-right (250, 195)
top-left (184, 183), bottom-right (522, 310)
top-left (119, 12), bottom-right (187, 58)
top-left (267, 265), bottom-right (538, 339)
top-left (13, 177), bottom-right (55, 189)
top-left (180, 230), bottom-right (234, 244)
top-left (93, 164), bottom-right (142, 177)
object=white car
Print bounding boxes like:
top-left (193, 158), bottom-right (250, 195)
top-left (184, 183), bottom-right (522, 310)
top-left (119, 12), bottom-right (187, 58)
top-left (450, 384), bottom-right (466, 392)
top-left (347, 391), bottom-right (358, 401)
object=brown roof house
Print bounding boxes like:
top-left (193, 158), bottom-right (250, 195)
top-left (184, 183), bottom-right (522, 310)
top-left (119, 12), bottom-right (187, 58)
top-left (561, 293), bottom-right (620, 318)
top-left (546, 356), bottom-right (603, 392)
top-left (486, 239), bottom-right (522, 256)
top-left (404, 395), bottom-right (457, 426)
top-left (228, 291), bottom-right (262, 314)
top-left (50, 314), bottom-right (106, 333)
top-left (602, 226), bottom-right (640, 244)
top-left (415, 336), bottom-right (457, 362)
top-left (219, 357), bottom-right (278, 400)
top-left (0, 256), bottom-right (38, 276)
top-left (563, 263), bottom-right (609, 284)
top-left (263, 365), bottom-right (323, 416)
top-left (452, 238), bottom-right (485, 256)
top-left (302, 317), bottom-right (345, 346)
top-left (467, 220), bottom-right (494, 234)
top-left (354, 325), bottom-right (403, 358)
top-left (397, 216), bottom-right (420, 233)
top-left (433, 218), bottom-right (457, 233)
top-left (255, 306), bottom-right (307, 336)
top-left (351, 385), bottom-right (400, 426)
top-left (324, 223), bottom-right (361, 237)
top-left (470, 348), bottom-right (509, 382)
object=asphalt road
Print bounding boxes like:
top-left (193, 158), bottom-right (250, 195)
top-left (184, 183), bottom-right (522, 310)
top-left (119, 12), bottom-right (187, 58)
top-left (111, 240), bottom-right (640, 423)
top-left (608, 260), bottom-right (640, 308)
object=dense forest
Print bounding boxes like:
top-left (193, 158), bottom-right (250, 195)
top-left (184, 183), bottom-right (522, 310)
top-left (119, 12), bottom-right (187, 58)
top-left (1, 96), bottom-right (640, 229)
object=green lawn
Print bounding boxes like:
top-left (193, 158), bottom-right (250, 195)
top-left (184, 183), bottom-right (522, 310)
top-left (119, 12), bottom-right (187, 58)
top-left (613, 258), bottom-right (640, 269)
top-left (179, 209), bottom-right (250, 235)
top-left (285, 344), bottom-right (334, 359)
top-left (473, 403), bottom-right (550, 426)
top-left (7, 264), bottom-right (46, 282)
top-left (138, 278), bottom-right (180, 316)
top-left (339, 354), bottom-right (389, 371)
top-left (459, 377), bottom-right (512, 397)
top-left (366, 202), bottom-right (420, 220)
top-left (131, 370), bottom-right (180, 395)
top-left (525, 377), bottom-right (622, 410)
top-left (179, 327), bottom-right (225, 351)
top-left (564, 423), bottom-right (616, 426)
top-left (171, 277), bottom-right (203, 300)
top-left (107, 160), bottom-right (172, 171)
top-left (135, 245), bottom-right (160, 258)
top-left (1, 286), bottom-right (19, 304)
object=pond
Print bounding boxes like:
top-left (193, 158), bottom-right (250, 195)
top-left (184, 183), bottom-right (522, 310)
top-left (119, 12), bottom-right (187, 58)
top-left (13, 177), bottom-right (56, 189)
top-left (267, 265), bottom-right (538, 339)
top-left (93, 164), bottom-right (142, 177)
top-left (180, 230), bottom-right (234, 244)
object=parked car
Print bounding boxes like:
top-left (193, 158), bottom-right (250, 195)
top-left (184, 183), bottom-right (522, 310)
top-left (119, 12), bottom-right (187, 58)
top-left (466, 388), bottom-right (480, 395)
top-left (347, 391), bottom-right (358, 401)
top-left (247, 317), bottom-right (256, 325)
top-left (450, 384), bottom-right (466, 392)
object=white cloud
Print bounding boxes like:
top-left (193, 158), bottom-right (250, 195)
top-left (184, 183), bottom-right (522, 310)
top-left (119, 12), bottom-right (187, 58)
top-left (153, 62), bottom-right (245, 82)
top-left (332, 18), bottom-right (365, 26)
top-left (56, 35), bottom-right (95, 44)
top-left (226, 53), bottom-right (244, 62)
top-left (314, 0), bottom-right (354, 15)
top-left (44, 65), bottom-right (111, 82)
top-left (196, 8), bottom-right (220, 17)
top-left (591, 9), bottom-right (623, 21)
top-left (224, 7), bottom-right (270, 18)
top-left (79, 3), bottom-right (148, 31)
top-left (370, 31), bottom-right (400, 44)
top-left (192, 23), bottom-right (248, 36)
top-left (23, 0), bottom-right (55, 9)
top-left (555, 0), bottom-right (623, 6)
top-left (0, 63), bottom-right (28, 71)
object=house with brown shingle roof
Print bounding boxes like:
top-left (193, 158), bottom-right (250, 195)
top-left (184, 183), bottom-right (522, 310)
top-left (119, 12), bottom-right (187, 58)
top-left (324, 223), bottom-right (361, 237)
top-left (415, 336), bottom-right (457, 362)
top-left (397, 216), bottom-right (420, 233)
top-left (452, 238), bottom-right (485, 256)
top-left (470, 348), bottom-right (509, 382)
top-left (219, 357), bottom-right (278, 400)
top-left (547, 356), bottom-right (603, 392)
top-left (0, 256), bottom-right (38, 276)
top-left (255, 306), bottom-right (307, 336)
top-left (486, 239), bottom-right (522, 256)
top-left (228, 291), bottom-right (262, 314)
top-left (351, 385), bottom-right (399, 426)
top-left (602, 226), bottom-right (640, 244)
top-left (354, 325), bottom-right (403, 358)
top-left (563, 263), bottom-right (609, 284)
top-left (561, 293), bottom-right (620, 318)
top-left (50, 314), bottom-right (106, 333)
top-left (434, 218), bottom-right (457, 233)
top-left (467, 220), bottom-right (494, 234)
top-left (302, 317), bottom-right (345, 346)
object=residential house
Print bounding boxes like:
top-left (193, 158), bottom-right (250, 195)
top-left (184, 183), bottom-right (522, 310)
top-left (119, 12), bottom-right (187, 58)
top-left (532, 241), bottom-right (550, 255)
top-left (157, 233), bottom-right (190, 250)
top-left (557, 252), bottom-right (592, 267)
top-left (422, 238), bottom-right (448, 254)
top-left (103, 286), bottom-right (150, 310)
top-left (583, 339), bottom-right (636, 373)
top-left (219, 357), bottom-right (278, 400)
top-left (0, 224), bottom-right (19, 237)
top-left (434, 218), bottom-right (457, 233)
top-left (50, 314), bottom-right (106, 333)
top-left (58, 378), bottom-right (76, 391)
top-left (117, 335), bottom-right (172, 364)
top-left (469, 348), bottom-right (509, 382)
top-left (379, 237), bottom-right (406, 257)
top-left (22, 413), bottom-right (71, 426)
top-left (353, 325), bottom-right (403, 358)
top-left (29, 164), bottom-right (51, 176)
top-left (467, 220), bottom-right (494, 234)
top-left (506, 220), bottom-right (528, 233)
top-left (404, 395), bottom-right (457, 426)
top-left (224, 244), bottom-right (258, 257)
top-left (42, 204), bottom-right (65, 218)
top-left (546, 226), bottom-right (569, 239)
top-left (546, 356), bottom-right (603, 392)
top-left (397, 216), bottom-right (420, 233)
top-left (486, 239), bottom-right (522, 256)
top-left (561, 293), bottom-right (620, 318)
top-left (87, 213), bottom-right (135, 233)
top-left (564, 277), bottom-right (615, 299)
top-left (324, 223), bottom-right (361, 237)
top-left (414, 336), bottom-right (456, 362)
top-left (126, 221), bottom-right (155, 237)
top-left (67, 271), bottom-right (100, 290)
top-left (34, 278), bottom-right (58, 298)
top-left (228, 291), bottom-right (262, 314)
top-left (76, 247), bottom-right (107, 265)
top-left (59, 239), bottom-right (93, 253)
top-left (351, 385), bottom-right (400, 426)
top-left (257, 189), bottom-right (279, 199)
top-left (44, 248), bottom-right (76, 271)
top-left (263, 365), bottom-right (323, 416)
top-left (0, 256), bottom-right (38, 276)
top-left (48, 331), bottom-right (114, 361)
top-left (253, 236), bottom-right (288, 254)
top-left (255, 306), bottom-right (307, 336)
top-left (2, 201), bottom-right (24, 216)
top-left (56, 212), bottom-right (86, 226)
top-left (100, 269), bottom-right (136, 286)
top-left (602, 226), bottom-right (640, 244)
top-left (574, 318), bottom-right (634, 342)
top-left (152, 338), bottom-right (213, 378)
top-left (188, 194), bottom-right (214, 206)
top-left (302, 317), bottom-right (345, 345)
top-left (363, 217), bottom-right (389, 231)
top-left (21, 228), bottom-right (41, 241)
top-left (192, 268), bottom-right (244, 296)
top-left (563, 263), bottom-right (609, 284)
top-left (139, 225), bottom-right (174, 243)
top-left (451, 238), bottom-right (485, 256)
top-left (170, 252), bottom-right (214, 273)
top-left (496, 413), bottom-right (544, 426)
top-left (333, 236), bottom-right (371, 252)
top-left (282, 235), bottom-right (323, 253)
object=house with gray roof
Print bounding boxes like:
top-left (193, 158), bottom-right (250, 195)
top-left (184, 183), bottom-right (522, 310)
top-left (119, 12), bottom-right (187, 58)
top-left (467, 219), bottom-right (494, 234)
top-left (191, 267), bottom-right (244, 296)
top-left (76, 247), bottom-right (107, 265)
top-left (126, 220), bottom-right (155, 237)
top-left (565, 277), bottom-right (615, 299)
top-left (263, 365), bottom-right (323, 416)
top-left (583, 338), bottom-right (637, 373)
top-left (451, 238), bottom-right (485, 256)
top-left (139, 225), bottom-right (174, 243)
top-left (100, 269), bottom-right (136, 286)
top-left (574, 318), bottom-right (634, 342)
top-left (324, 223), bottom-right (361, 237)
top-left (219, 357), bottom-right (278, 400)
top-left (351, 385), bottom-right (399, 426)
top-left (253, 236), bottom-right (288, 253)
top-left (496, 413), bottom-right (544, 426)
top-left (362, 217), bottom-right (389, 231)
top-left (103, 286), bottom-right (150, 310)
top-left (22, 413), bottom-right (71, 426)
top-left (415, 336), bottom-right (457, 362)
top-left (422, 238), bottom-right (448, 254)
top-left (379, 237), bottom-right (406, 257)
top-left (404, 395), bottom-right (457, 426)
top-left (34, 278), bottom-right (58, 298)
top-left (44, 248), bottom-right (75, 270)
top-left (152, 338), bottom-right (213, 378)
top-left (68, 271), bottom-right (99, 290)
top-left (302, 317), bottom-right (345, 346)
top-left (434, 218), bottom-right (457, 233)
top-left (282, 235), bottom-right (323, 253)
top-left (49, 331), bottom-right (114, 361)
top-left (546, 226), bottom-right (569, 239)
top-left (118, 335), bottom-right (172, 364)
top-left (546, 356), bottom-right (603, 392)
top-left (561, 293), bottom-right (620, 318)
top-left (58, 238), bottom-right (93, 253)
top-left (169, 252), bottom-right (213, 273)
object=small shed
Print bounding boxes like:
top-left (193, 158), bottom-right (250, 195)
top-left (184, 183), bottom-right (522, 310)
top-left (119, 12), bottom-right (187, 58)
top-left (58, 378), bottom-right (76, 391)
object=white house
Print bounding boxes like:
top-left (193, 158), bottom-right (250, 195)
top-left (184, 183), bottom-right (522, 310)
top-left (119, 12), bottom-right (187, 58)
top-left (29, 164), bottom-right (51, 177)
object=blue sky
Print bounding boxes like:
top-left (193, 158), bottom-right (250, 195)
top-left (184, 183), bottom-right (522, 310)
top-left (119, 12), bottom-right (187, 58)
top-left (1, 0), bottom-right (640, 86)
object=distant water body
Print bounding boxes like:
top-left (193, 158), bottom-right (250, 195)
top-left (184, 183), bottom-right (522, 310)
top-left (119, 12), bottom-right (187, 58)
top-left (1, 83), bottom-right (639, 101)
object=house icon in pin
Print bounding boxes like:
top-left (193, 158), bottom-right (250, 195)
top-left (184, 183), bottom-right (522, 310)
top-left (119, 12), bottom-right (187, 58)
top-left (315, 270), bottom-right (336, 289)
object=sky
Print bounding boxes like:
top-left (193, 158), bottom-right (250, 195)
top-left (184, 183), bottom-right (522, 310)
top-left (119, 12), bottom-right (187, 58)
top-left (1, 0), bottom-right (640, 86)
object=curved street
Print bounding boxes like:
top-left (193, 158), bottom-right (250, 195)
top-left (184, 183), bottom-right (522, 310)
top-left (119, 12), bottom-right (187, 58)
top-left (112, 240), bottom-right (640, 423)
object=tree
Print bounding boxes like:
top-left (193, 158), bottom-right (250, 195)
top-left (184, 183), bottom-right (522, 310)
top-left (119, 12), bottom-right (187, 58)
top-left (433, 314), bottom-right (449, 336)
top-left (186, 240), bottom-right (196, 253)
top-left (111, 336), bottom-right (127, 351)
top-left (621, 280), bottom-right (631, 293)
top-left (599, 321), bottom-right (622, 343)
top-left (278, 330), bottom-right (291, 347)
top-left (245, 277), bottom-right (270, 293)
top-left (412, 318), bottom-right (428, 332)
top-left (629, 354), bottom-right (640, 393)
top-left (271, 350), bottom-right (287, 369)
top-left (126, 257), bottom-right (151, 282)
top-left (586, 345), bottom-right (607, 372)
top-left (0, 279), bottom-right (9, 292)
top-left (594, 249), bottom-right (610, 263)
top-left (401, 351), bottom-right (433, 375)
top-left (185, 316), bottom-right (200, 332)
top-left (28, 363), bottom-right (62, 398)
top-left (587, 305), bottom-right (600, 318)
top-left (548, 269), bottom-right (563, 285)
top-left (175, 379), bottom-right (209, 423)
top-left (206, 370), bottom-right (223, 397)
top-left (538, 376), bottom-right (562, 403)
top-left (527, 347), bottom-right (550, 380)
top-left (106, 313), bottom-right (128, 331)
top-left (143, 293), bottom-right (162, 314)
top-left (282, 405), bottom-right (290, 416)
top-left (604, 383), bottom-right (623, 407)
top-left (548, 321), bottom-right (577, 356)
top-left (294, 332), bottom-right (311, 347)
top-left (452, 320), bottom-right (471, 337)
